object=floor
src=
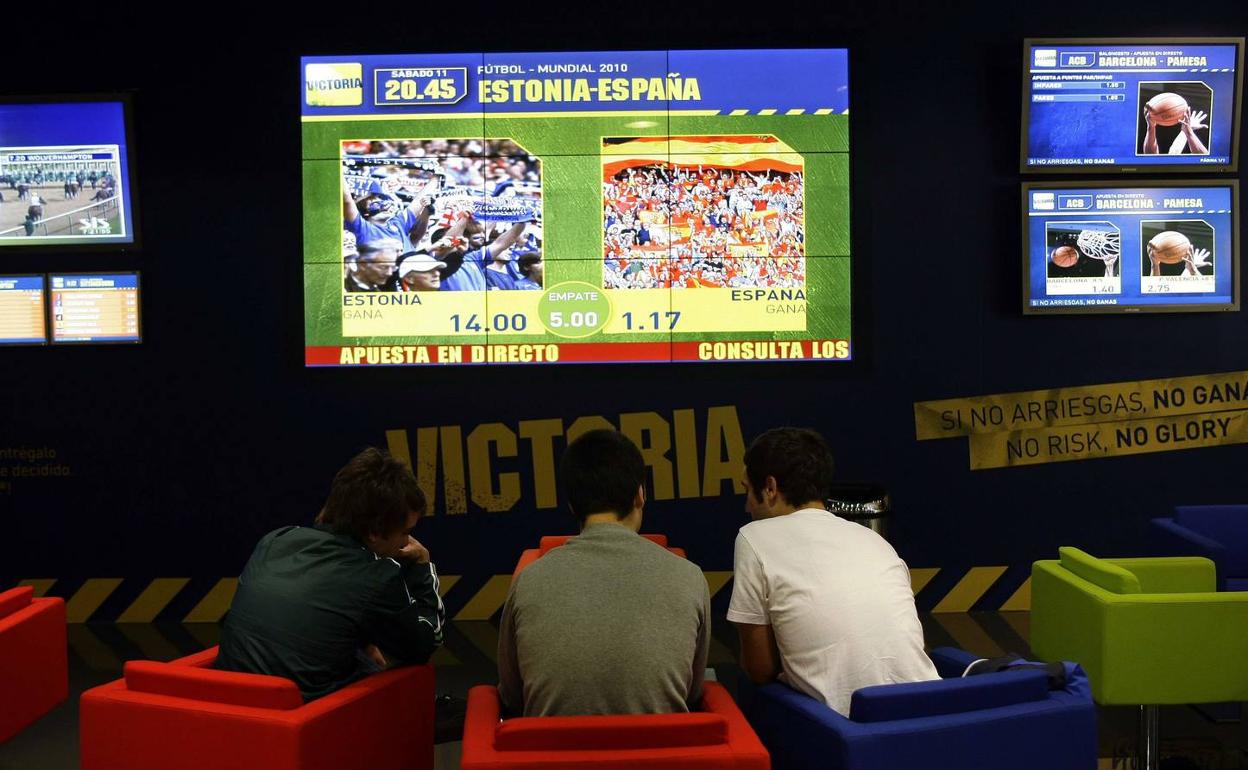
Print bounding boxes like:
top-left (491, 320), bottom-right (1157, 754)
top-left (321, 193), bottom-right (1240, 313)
top-left (3, 614), bottom-right (1247, 769)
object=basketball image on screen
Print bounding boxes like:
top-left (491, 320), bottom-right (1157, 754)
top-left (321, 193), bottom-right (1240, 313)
top-left (1044, 223), bottom-right (1119, 279)
top-left (0, 148), bottom-right (122, 240)
top-left (1141, 220), bottom-right (1214, 277)
top-left (341, 139), bottom-right (542, 293)
top-left (1045, 222), bottom-right (1122, 278)
top-left (1138, 82), bottom-right (1212, 156)
top-left (602, 136), bottom-right (805, 290)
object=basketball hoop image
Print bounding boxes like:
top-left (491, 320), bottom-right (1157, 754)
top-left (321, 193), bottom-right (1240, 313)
top-left (1076, 228), bottom-right (1121, 277)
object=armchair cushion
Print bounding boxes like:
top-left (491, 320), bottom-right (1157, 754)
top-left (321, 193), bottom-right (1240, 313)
top-left (849, 668), bottom-right (1049, 723)
top-left (123, 660), bottom-right (304, 710)
top-left (495, 712), bottom-right (728, 751)
top-left (0, 586), bottom-right (34, 621)
top-left (1059, 547), bottom-right (1140, 594)
top-left (538, 534), bottom-right (668, 554)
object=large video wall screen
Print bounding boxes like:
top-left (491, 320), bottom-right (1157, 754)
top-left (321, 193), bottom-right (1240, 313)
top-left (301, 49), bottom-right (850, 366)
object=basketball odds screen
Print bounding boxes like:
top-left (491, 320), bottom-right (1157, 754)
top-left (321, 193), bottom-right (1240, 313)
top-left (301, 49), bottom-right (850, 367)
top-left (1024, 39), bottom-right (1243, 171)
top-left (1024, 182), bottom-right (1238, 314)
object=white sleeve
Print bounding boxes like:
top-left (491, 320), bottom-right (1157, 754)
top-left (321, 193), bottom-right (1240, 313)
top-left (726, 531), bottom-right (769, 625)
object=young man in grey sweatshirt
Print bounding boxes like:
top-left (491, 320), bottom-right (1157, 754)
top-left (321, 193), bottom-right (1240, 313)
top-left (497, 428), bottom-right (710, 717)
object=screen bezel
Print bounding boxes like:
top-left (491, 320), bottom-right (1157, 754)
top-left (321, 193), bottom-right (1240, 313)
top-left (1020, 37), bottom-right (1244, 174)
top-left (0, 273), bottom-right (47, 346)
top-left (47, 270), bottom-right (143, 344)
top-left (1020, 179), bottom-right (1240, 315)
top-left (0, 92), bottom-right (142, 252)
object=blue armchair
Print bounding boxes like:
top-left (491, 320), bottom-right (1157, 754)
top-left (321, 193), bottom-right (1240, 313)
top-left (741, 647), bottom-right (1096, 770)
top-left (1151, 505), bottom-right (1248, 591)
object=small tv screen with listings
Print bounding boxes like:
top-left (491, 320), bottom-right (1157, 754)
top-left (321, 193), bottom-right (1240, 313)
top-left (300, 49), bottom-right (852, 366)
top-left (0, 97), bottom-right (138, 248)
top-left (48, 272), bottom-right (142, 343)
top-left (0, 274), bottom-right (47, 345)
top-left (1022, 180), bottom-right (1239, 314)
top-left (1022, 38), bottom-right (1244, 173)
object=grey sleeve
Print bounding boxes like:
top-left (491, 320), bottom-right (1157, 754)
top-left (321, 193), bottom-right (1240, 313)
top-left (496, 579), bottom-right (524, 717)
top-left (688, 575), bottom-right (711, 708)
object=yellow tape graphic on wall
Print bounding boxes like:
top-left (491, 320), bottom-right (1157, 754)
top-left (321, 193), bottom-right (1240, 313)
top-left (915, 370), bottom-right (1248, 440)
top-left (968, 409), bottom-right (1248, 469)
top-left (17, 565), bottom-right (1034, 621)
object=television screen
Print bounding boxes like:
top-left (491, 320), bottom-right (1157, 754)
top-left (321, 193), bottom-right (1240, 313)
top-left (1023, 38), bottom-right (1243, 172)
top-left (301, 49), bottom-right (850, 366)
top-left (1022, 181), bottom-right (1238, 314)
top-left (49, 272), bottom-right (141, 343)
top-left (0, 98), bottom-right (137, 247)
top-left (0, 275), bottom-right (46, 345)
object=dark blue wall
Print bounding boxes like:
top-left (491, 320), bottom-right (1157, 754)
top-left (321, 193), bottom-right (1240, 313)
top-left (2, 2), bottom-right (1246, 615)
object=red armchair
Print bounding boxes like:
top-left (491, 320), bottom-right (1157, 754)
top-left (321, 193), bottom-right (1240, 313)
top-left (513, 534), bottom-right (687, 578)
top-left (461, 682), bottom-right (769, 769)
top-left (80, 646), bottom-right (434, 770)
top-left (0, 586), bottom-right (67, 743)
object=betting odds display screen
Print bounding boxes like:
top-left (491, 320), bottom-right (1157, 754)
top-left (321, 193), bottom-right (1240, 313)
top-left (1023, 38), bottom-right (1244, 172)
top-left (49, 273), bottom-right (141, 343)
top-left (0, 99), bottom-right (137, 246)
top-left (1022, 181), bottom-right (1238, 314)
top-left (301, 49), bottom-right (850, 366)
top-left (0, 275), bottom-right (46, 345)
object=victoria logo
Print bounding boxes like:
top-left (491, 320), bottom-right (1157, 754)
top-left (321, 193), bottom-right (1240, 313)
top-left (305, 63), bottom-right (364, 107)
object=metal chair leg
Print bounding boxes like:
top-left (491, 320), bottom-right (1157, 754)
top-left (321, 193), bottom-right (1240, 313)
top-left (1137, 704), bottom-right (1160, 770)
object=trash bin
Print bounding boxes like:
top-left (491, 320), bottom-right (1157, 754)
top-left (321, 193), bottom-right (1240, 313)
top-left (826, 482), bottom-right (891, 539)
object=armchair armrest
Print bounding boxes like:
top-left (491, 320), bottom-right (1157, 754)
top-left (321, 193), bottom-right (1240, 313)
top-left (1098, 590), bottom-right (1248, 704)
top-left (1106, 556), bottom-right (1216, 594)
top-left (930, 647), bottom-right (977, 679)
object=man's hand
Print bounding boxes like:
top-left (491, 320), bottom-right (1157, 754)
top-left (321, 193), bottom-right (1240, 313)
top-left (1184, 247), bottom-right (1212, 275)
top-left (362, 643), bottom-right (389, 669)
top-left (398, 536), bottom-right (431, 564)
top-left (1183, 109), bottom-right (1208, 133)
top-left (1144, 107), bottom-right (1157, 128)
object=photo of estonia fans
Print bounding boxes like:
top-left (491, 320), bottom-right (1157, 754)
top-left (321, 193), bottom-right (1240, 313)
top-left (602, 136), bottom-right (805, 290)
top-left (341, 139), bottom-right (542, 292)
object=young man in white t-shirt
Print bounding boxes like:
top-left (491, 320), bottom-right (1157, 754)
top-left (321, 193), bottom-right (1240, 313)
top-left (727, 427), bottom-right (938, 716)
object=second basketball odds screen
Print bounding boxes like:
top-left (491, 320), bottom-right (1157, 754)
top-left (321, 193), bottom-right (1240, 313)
top-left (301, 49), bottom-right (850, 367)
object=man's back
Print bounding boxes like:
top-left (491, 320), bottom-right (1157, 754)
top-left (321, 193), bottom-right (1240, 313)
top-left (729, 509), bottom-right (938, 715)
top-left (497, 524), bottom-right (710, 717)
top-left (216, 524), bottom-right (444, 700)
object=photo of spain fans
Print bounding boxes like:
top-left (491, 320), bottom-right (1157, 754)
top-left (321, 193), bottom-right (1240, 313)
top-left (341, 139), bottom-right (542, 292)
top-left (602, 136), bottom-right (805, 290)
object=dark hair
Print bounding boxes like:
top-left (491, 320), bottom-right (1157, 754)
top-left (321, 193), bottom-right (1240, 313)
top-left (743, 428), bottom-right (834, 507)
top-left (315, 448), bottom-right (425, 541)
top-left (517, 252), bottom-right (542, 277)
top-left (560, 429), bottom-right (644, 523)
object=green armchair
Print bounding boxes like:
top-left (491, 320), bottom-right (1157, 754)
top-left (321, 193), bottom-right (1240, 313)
top-left (1032, 547), bottom-right (1248, 769)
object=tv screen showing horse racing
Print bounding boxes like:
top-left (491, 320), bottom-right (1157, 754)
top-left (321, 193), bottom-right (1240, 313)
top-left (301, 49), bottom-right (850, 366)
top-left (0, 99), bottom-right (136, 246)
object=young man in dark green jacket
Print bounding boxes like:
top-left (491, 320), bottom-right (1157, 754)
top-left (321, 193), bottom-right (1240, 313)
top-left (216, 447), bottom-right (445, 700)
